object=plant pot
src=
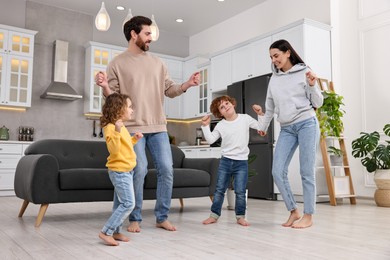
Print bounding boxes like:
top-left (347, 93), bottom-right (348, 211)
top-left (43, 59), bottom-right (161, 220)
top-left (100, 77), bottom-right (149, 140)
top-left (330, 155), bottom-right (343, 166)
top-left (226, 189), bottom-right (248, 210)
top-left (374, 169), bottom-right (390, 207)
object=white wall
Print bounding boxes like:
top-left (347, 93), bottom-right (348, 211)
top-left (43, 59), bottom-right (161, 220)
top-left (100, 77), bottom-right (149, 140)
top-left (189, 0), bottom-right (330, 56)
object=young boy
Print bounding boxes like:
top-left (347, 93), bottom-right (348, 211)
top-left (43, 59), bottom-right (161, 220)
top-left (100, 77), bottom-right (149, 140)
top-left (201, 95), bottom-right (263, 226)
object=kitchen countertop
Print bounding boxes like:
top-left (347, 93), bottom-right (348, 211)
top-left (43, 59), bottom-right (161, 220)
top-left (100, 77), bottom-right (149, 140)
top-left (0, 140), bottom-right (33, 145)
top-left (178, 145), bottom-right (220, 149)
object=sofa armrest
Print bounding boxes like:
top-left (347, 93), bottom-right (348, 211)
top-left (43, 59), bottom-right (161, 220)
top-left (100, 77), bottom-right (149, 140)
top-left (182, 158), bottom-right (220, 195)
top-left (14, 154), bottom-right (61, 204)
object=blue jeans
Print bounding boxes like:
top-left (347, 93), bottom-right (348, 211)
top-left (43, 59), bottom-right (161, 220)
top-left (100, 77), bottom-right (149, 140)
top-left (102, 170), bottom-right (135, 235)
top-left (129, 132), bottom-right (173, 223)
top-left (273, 116), bottom-right (319, 215)
top-left (210, 157), bottom-right (248, 219)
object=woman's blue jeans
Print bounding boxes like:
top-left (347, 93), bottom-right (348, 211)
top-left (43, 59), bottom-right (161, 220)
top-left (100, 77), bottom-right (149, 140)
top-left (102, 170), bottom-right (135, 235)
top-left (210, 157), bottom-right (248, 219)
top-left (129, 132), bottom-right (173, 224)
top-left (272, 116), bottom-right (319, 215)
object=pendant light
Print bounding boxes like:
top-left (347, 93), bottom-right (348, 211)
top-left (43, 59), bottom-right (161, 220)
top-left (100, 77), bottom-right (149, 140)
top-left (150, 14), bottom-right (160, 41)
top-left (122, 8), bottom-right (133, 28)
top-left (95, 2), bottom-right (111, 31)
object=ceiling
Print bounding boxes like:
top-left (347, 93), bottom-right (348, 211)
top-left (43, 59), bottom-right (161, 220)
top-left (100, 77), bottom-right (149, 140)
top-left (27, 0), bottom-right (266, 37)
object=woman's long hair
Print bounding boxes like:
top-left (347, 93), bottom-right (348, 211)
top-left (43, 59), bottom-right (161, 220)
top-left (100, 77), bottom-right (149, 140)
top-left (270, 39), bottom-right (305, 66)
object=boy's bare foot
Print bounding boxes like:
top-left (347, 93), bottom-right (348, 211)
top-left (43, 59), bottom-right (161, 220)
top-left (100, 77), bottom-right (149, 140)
top-left (202, 217), bottom-right (218, 225)
top-left (282, 209), bottom-right (301, 227)
top-left (127, 221), bottom-right (141, 233)
top-left (292, 214), bottom-right (313, 229)
top-left (156, 220), bottom-right (177, 231)
top-left (99, 232), bottom-right (119, 246)
top-left (237, 218), bottom-right (250, 226)
top-left (113, 233), bottom-right (130, 242)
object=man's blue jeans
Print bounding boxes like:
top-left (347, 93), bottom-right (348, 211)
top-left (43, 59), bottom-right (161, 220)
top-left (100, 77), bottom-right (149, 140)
top-left (272, 117), bottom-right (319, 215)
top-left (129, 132), bottom-right (173, 223)
top-left (210, 157), bottom-right (248, 219)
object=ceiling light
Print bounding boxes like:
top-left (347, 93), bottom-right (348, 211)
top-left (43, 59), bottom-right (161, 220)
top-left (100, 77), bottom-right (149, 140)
top-left (123, 8), bottom-right (133, 28)
top-left (218, 0), bottom-right (225, 2)
top-left (95, 2), bottom-right (111, 31)
top-left (116, 6), bottom-right (125, 11)
top-left (150, 14), bottom-right (160, 41)
top-left (176, 18), bottom-right (184, 23)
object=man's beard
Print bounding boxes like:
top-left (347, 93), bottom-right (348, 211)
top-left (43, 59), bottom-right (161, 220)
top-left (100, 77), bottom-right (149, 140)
top-left (136, 37), bottom-right (150, 51)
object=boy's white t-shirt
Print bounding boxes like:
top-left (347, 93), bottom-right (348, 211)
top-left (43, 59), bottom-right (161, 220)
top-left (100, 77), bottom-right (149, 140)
top-left (201, 114), bottom-right (261, 160)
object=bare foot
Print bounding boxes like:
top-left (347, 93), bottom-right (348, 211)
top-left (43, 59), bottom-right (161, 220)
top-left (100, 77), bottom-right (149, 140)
top-left (237, 218), bottom-right (250, 226)
top-left (282, 209), bottom-right (301, 227)
top-left (292, 214), bottom-right (313, 229)
top-left (127, 221), bottom-right (141, 233)
top-left (202, 217), bottom-right (218, 225)
top-left (156, 220), bottom-right (177, 231)
top-left (113, 233), bottom-right (130, 242)
top-left (99, 232), bottom-right (119, 246)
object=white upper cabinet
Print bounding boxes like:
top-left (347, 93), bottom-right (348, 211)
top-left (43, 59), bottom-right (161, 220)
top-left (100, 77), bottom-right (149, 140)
top-left (0, 25), bottom-right (37, 108)
top-left (210, 51), bottom-right (231, 93)
top-left (181, 58), bottom-right (199, 119)
top-left (231, 36), bottom-right (272, 83)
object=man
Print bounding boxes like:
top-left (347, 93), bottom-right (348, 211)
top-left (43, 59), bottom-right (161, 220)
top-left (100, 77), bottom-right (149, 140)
top-left (96, 16), bottom-right (200, 232)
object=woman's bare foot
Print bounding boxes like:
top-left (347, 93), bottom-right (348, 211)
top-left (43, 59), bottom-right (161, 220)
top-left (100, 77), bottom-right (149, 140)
top-left (127, 222), bottom-right (141, 233)
top-left (237, 218), bottom-right (250, 226)
top-left (292, 214), bottom-right (313, 229)
top-left (113, 233), bottom-right (130, 242)
top-left (99, 232), bottom-right (119, 246)
top-left (156, 220), bottom-right (177, 231)
top-left (202, 217), bottom-right (218, 225)
top-left (282, 209), bottom-right (301, 227)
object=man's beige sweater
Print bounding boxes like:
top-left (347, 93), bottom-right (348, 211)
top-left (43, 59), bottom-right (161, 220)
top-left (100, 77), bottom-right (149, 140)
top-left (107, 50), bottom-right (184, 133)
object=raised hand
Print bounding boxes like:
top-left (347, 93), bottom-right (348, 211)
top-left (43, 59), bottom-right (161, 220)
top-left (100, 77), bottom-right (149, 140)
top-left (306, 71), bottom-right (317, 87)
top-left (201, 114), bottom-right (211, 126)
top-left (114, 119), bottom-right (124, 133)
top-left (252, 104), bottom-right (264, 116)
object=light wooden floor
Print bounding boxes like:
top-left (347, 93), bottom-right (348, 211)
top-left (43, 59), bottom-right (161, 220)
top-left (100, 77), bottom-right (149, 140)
top-left (0, 196), bottom-right (389, 260)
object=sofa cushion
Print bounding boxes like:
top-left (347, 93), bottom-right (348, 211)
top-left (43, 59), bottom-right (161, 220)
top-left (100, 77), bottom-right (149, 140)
top-left (60, 168), bottom-right (113, 190)
top-left (144, 168), bottom-right (210, 189)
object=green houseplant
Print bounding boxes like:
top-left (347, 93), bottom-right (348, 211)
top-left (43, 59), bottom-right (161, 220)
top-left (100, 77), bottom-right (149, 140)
top-left (351, 123), bottom-right (390, 207)
top-left (316, 91), bottom-right (345, 137)
top-left (327, 146), bottom-right (344, 166)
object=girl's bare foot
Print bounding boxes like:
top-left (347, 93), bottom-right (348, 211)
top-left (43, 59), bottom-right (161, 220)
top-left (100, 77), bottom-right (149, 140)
top-left (156, 220), bottom-right (177, 231)
top-left (202, 217), bottom-right (218, 225)
top-left (237, 218), bottom-right (250, 226)
top-left (113, 233), bottom-right (130, 242)
top-left (292, 214), bottom-right (313, 229)
top-left (127, 221), bottom-right (141, 233)
top-left (99, 232), bottom-right (119, 246)
top-left (282, 209), bottom-right (301, 227)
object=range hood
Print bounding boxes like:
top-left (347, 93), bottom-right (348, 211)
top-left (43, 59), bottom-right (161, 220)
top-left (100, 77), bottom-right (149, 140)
top-left (41, 40), bottom-right (82, 101)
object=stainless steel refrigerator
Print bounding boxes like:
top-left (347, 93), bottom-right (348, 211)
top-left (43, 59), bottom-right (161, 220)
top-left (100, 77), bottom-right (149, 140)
top-left (227, 73), bottom-right (276, 200)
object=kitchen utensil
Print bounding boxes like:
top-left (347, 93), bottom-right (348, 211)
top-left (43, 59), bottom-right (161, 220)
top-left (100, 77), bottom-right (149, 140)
top-left (92, 120), bottom-right (97, 137)
top-left (99, 127), bottom-right (103, 138)
top-left (0, 125), bottom-right (9, 140)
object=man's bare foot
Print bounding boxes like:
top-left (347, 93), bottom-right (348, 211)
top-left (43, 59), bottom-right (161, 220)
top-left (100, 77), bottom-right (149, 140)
top-left (156, 220), bottom-right (177, 231)
top-left (99, 232), bottom-right (119, 246)
top-left (202, 217), bottom-right (218, 225)
top-left (282, 209), bottom-right (301, 227)
top-left (292, 214), bottom-right (313, 229)
top-left (113, 233), bottom-right (130, 242)
top-left (127, 221), bottom-right (141, 233)
top-left (237, 218), bottom-right (250, 226)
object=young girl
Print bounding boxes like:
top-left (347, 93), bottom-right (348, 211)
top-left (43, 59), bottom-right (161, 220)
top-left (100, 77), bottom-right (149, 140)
top-left (99, 93), bottom-right (143, 246)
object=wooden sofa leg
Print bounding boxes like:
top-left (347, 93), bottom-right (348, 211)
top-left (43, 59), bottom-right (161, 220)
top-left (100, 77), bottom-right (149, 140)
top-left (209, 196), bottom-right (213, 202)
top-left (179, 198), bottom-right (184, 208)
top-left (35, 204), bottom-right (49, 227)
top-left (18, 200), bottom-right (29, 217)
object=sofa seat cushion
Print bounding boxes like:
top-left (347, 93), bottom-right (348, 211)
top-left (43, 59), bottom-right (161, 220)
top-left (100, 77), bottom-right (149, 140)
top-left (144, 168), bottom-right (210, 189)
top-left (60, 168), bottom-right (113, 190)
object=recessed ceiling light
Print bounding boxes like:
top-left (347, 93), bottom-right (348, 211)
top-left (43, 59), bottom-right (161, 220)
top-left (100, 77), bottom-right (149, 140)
top-left (116, 6), bottom-right (125, 11)
top-left (217, 0), bottom-right (225, 2)
top-left (176, 18), bottom-right (184, 23)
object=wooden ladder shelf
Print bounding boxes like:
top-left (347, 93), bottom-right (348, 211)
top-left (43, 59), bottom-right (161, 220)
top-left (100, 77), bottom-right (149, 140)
top-left (317, 80), bottom-right (356, 206)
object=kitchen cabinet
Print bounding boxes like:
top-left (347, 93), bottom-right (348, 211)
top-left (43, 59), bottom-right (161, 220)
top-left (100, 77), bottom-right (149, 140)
top-left (231, 36), bottom-right (272, 83)
top-left (0, 24), bottom-right (37, 108)
top-left (180, 146), bottom-right (221, 159)
top-left (84, 41), bottom-right (126, 114)
top-left (0, 141), bottom-right (31, 196)
top-left (210, 51), bottom-right (231, 93)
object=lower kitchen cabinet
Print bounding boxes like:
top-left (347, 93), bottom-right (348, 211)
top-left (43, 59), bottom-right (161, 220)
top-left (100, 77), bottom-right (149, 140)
top-left (179, 146), bottom-right (221, 159)
top-left (0, 141), bottom-right (31, 196)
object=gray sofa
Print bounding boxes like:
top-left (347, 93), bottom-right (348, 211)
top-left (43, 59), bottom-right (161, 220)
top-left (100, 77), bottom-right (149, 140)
top-left (14, 139), bottom-right (219, 227)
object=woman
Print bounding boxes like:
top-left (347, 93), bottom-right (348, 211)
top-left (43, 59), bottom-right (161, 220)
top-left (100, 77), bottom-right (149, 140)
top-left (253, 39), bottom-right (323, 228)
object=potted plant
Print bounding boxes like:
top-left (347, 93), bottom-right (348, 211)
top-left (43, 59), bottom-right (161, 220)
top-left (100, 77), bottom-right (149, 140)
top-left (316, 91), bottom-right (345, 138)
top-left (327, 146), bottom-right (344, 166)
top-left (226, 154), bottom-right (257, 210)
top-left (351, 123), bottom-right (390, 207)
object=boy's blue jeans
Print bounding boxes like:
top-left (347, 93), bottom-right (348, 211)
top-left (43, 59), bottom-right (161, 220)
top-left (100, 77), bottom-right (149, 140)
top-left (210, 157), bottom-right (248, 219)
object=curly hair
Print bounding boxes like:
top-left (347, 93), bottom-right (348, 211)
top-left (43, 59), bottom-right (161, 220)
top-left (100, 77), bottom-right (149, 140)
top-left (210, 95), bottom-right (237, 119)
top-left (100, 93), bottom-right (130, 127)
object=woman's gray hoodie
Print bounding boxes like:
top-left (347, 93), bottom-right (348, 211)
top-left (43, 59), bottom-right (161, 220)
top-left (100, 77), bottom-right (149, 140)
top-left (259, 63), bottom-right (323, 131)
